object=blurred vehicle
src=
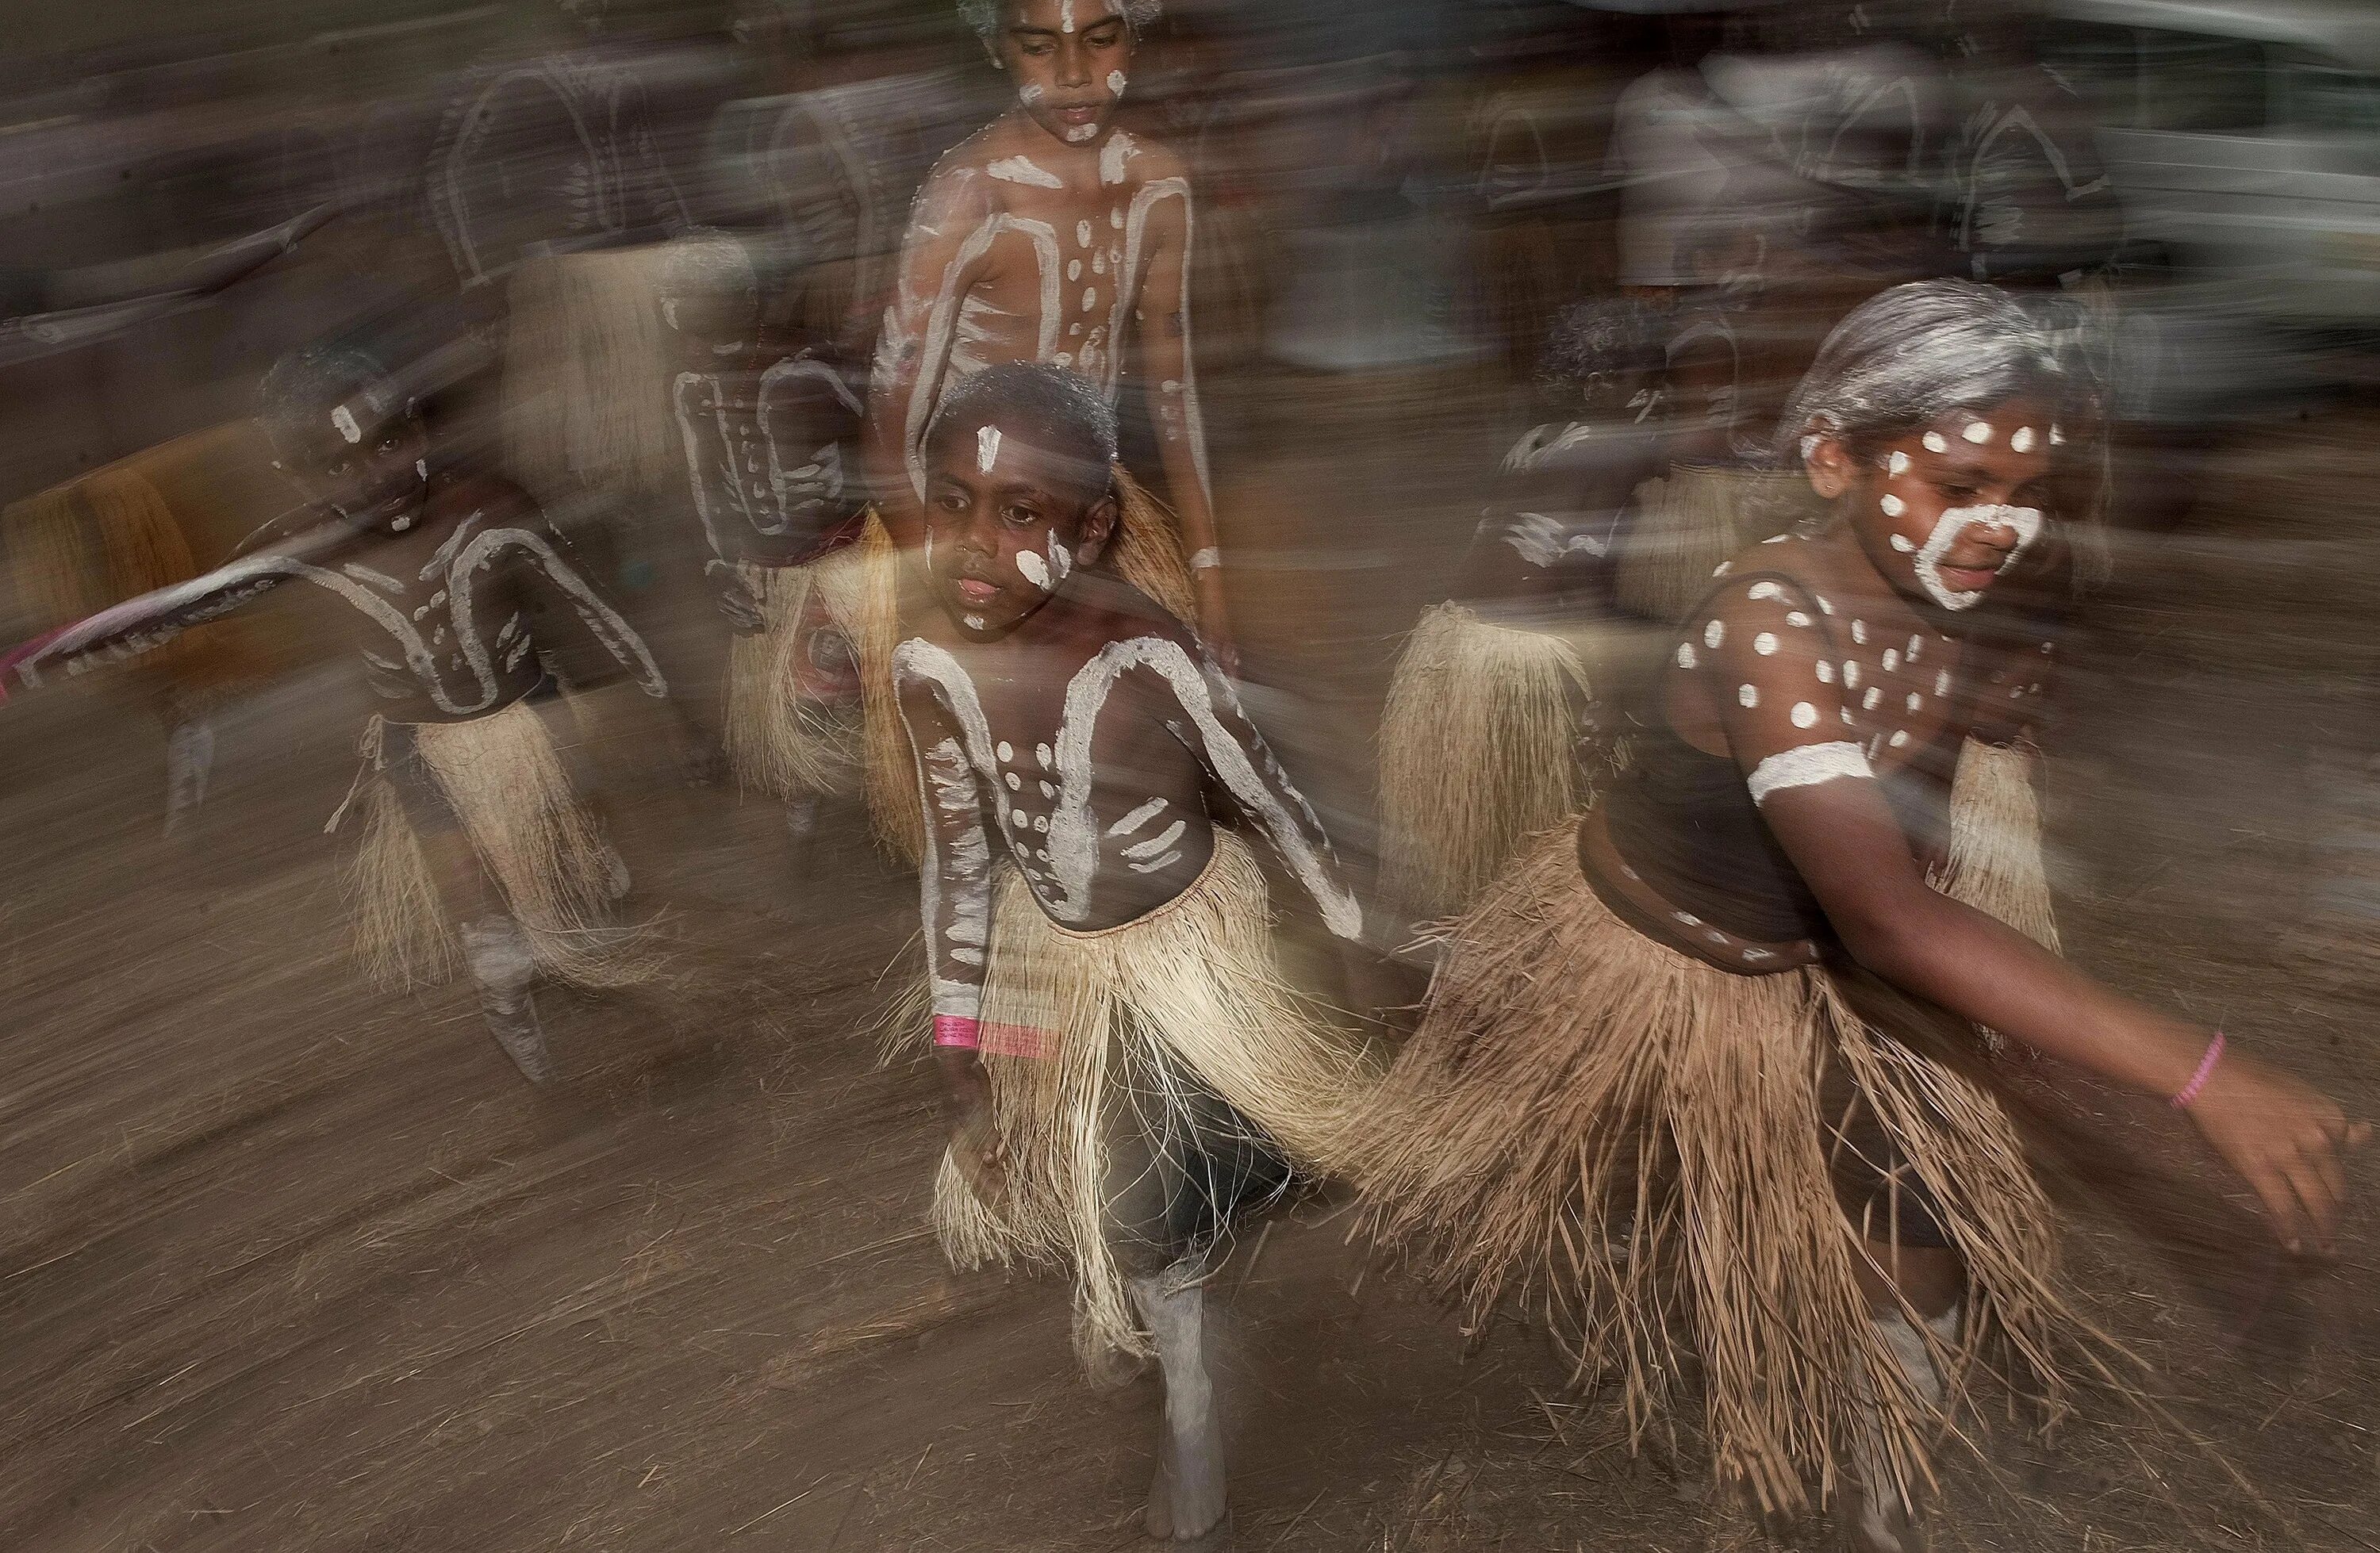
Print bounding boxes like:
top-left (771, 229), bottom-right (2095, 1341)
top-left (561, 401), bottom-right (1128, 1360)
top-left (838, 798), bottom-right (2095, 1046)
top-left (2039, 0), bottom-right (2380, 328)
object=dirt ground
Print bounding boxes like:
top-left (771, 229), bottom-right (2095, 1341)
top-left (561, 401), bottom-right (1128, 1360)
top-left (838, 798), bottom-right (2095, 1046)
top-left (5, 368), bottom-right (2380, 1553)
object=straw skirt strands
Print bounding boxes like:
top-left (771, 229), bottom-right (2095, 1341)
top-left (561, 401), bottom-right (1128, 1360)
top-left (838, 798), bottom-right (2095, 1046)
top-left (856, 468), bottom-right (1200, 865)
top-left (1933, 736), bottom-right (2059, 952)
top-left (929, 831), bottom-right (1375, 1364)
top-left (722, 546), bottom-right (873, 800)
top-left (347, 698), bottom-right (655, 991)
top-left (1615, 466), bottom-right (1814, 627)
top-left (1342, 823), bottom-right (2075, 1520)
top-left (1377, 600), bottom-right (1595, 918)
top-left (500, 247), bottom-right (682, 509)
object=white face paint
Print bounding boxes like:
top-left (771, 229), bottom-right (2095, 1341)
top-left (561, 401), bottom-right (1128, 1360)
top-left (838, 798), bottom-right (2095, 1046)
top-left (1913, 504), bottom-right (2045, 611)
top-left (977, 424), bottom-right (1002, 474)
top-left (331, 405), bottom-right (363, 444)
top-left (2010, 425), bottom-right (2036, 453)
top-left (1962, 420), bottom-right (1994, 445)
top-left (1064, 122), bottom-right (1098, 143)
top-left (1015, 548), bottom-right (1051, 590)
top-left (1107, 70), bottom-right (1127, 98)
top-left (1099, 131), bottom-right (1132, 186)
top-left (1059, 0), bottom-right (1075, 29)
top-left (1889, 532), bottom-right (1915, 552)
top-left (1921, 431), bottom-right (1948, 454)
top-left (962, 613), bottom-right (988, 631)
top-left (1048, 529), bottom-right (1073, 581)
top-left (1887, 451), bottom-right (1910, 474)
top-left (1020, 82), bottom-right (1046, 106)
top-left (1879, 493), bottom-right (1905, 517)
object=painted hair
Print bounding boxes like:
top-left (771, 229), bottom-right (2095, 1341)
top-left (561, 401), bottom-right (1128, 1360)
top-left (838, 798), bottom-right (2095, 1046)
top-left (956, 0), bottom-right (1161, 42)
top-left (927, 362), bottom-right (1119, 479)
top-left (1775, 279), bottom-right (2079, 466)
top-left (1535, 297), bottom-right (1665, 399)
top-left (259, 342), bottom-right (404, 462)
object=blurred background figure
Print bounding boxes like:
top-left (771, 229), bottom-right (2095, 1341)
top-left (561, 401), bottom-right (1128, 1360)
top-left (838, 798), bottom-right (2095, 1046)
top-left (7, 2), bottom-right (2380, 1550)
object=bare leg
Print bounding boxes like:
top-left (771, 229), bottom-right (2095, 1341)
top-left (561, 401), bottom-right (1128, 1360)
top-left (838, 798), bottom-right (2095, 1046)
top-left (407, 782), bottom-right (553, 1086)
top-left (1841, 1237), bottom-right (1963, 1553)
top-left (460, 915), bottom-right (552, 1085)
top-left (162, 714), bottom-right (216, 837)
top-left (1130, 1264), bottom-right (1226, 1543)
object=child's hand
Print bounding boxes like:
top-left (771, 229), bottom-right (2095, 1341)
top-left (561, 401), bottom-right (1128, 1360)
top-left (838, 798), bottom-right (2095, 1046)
top-left (1194, 570), bottom-right (1239, 678)
top-left (937, 1045), bottom-right (1008, 1203)
top-left (2186, 1053), bottom-right (2367, 1256)
top-left (705, 560), bottom-right (765, 635)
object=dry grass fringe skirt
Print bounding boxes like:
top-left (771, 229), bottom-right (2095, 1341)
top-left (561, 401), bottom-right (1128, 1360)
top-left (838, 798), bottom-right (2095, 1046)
top-left (1343, 761), bottom-right (2076, 1518)
top-left (724, 547), bottom-right (873, 800)
top-left (1614, 467), bottom-right (1814, 627)
top-left (858, 470), bottom-right (1198, 865)
top-left (347, 699), bottom-right (655, 992)
top-left (928, 831), bottom-right (1375, 1365)
top-left (1378, 601), bottom-right (1595, 918)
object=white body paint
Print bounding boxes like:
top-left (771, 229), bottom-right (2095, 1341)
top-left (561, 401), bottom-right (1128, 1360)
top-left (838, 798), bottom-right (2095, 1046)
top-left (332, 405), bottom-right (362, 444)
top-left (977, 423), bottom-right (1003, 474)
top-left (17, 515), bottom-right (666, 717)
top-left (1016, 549), bottom-right (1051, 589)
top-left (988, 155), bottom-right (1064, 189)
top-left (1913, 504), bottom-right (2044, 611)
top-left (1748, 741), bottom-right (1873, 804)
top-left (893, 635), bottom-right (1362, 941)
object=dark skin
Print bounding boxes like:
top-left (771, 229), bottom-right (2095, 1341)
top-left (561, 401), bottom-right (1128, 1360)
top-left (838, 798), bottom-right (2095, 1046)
top-left (1663, 397), bottom-right (2364, 1286)
top-left (905, 405), bottom-right (1375, 1199)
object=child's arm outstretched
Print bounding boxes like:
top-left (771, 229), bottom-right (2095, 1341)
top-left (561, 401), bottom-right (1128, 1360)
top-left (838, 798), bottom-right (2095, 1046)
top-left (1691, 577), bottom-right (2363, 1252)
top-left (489, 507), bottom-right (670, 699)
top-left (0, 530), bottom-right (326, 698)
top-left (894, 649), bottom-right (1005, 1197)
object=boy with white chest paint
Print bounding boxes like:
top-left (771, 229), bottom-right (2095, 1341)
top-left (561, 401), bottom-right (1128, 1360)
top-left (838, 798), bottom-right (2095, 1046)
top-left (894, 363), bottom-right (1372, 1543)
top-left (869, 0), bottom-right (1235, 663)
top-left (0, 345), bottom-right (669, 1087)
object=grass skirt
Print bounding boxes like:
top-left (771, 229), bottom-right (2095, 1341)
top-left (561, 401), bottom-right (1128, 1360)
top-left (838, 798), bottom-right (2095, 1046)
top-left (856, 470), bottom-right (1198, 865)
top-left (723, 546), bottom-right (873, 800)
top-left (1377, 601), bottom-right (1595, 918)
top-left (1342, 811), bottom-right (2075, 1518)
top-left (929, 831), bottom-right (1373, 1364)
top-left (1614, 467), bottom-right (1814, 627)
top-left (347, 699), bottom-right (654, 991)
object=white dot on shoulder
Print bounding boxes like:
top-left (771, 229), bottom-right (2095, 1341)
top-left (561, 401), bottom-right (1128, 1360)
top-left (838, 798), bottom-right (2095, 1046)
top-left (1677, 642), bottom-right (1698, 669)
top-left (1852, 620), bottom-right (1868, 645)
top-left (1891, 729), bottom-right (1911, 747)
top-left (1754, 632), bottom-right (1779, 656)
top-left (1791, 702), bottom-right (1818, 729)
top-left (996, 741), bottom-right (1014, 762)
top-left (1705, 620), bottom-right (1726, 649)
top-left (1935, 670), bottom-right (1951, 696)
top-left (1738, 684), bottom-right (1759, 708)
top-left (1906, 692), bottom-right (1922, 711)
top-left (1747, 581), bottom-right (1783, 602)
top-left (1883, 649), bottom-right (1900, 672)
top-left (1004, 772), bottom-right (1022, 791)
top-left (1816, 661), bottom-right (1834, 684)
top-left (1787, 611), bottom-right (1811, 627)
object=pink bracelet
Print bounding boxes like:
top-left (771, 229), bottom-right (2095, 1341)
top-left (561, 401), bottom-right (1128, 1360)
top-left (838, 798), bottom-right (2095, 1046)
top-left (932, 1014), bottom-right (981, 1051)
top-left (2171, 1033), bottom-right (2225, 1110)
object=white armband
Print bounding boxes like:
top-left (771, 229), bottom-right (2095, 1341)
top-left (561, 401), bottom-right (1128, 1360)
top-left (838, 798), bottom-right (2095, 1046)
top-left (1747, 741), bottom-right (1872, 806)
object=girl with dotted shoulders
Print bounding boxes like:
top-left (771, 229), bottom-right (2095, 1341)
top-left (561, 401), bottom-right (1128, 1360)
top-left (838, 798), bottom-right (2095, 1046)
top-left (1338, 280), bottom-right (2363, 1551)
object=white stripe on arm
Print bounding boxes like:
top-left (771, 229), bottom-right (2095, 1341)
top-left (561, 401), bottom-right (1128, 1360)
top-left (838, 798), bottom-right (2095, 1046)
top-left (1747, 741), bottom-right (1874, 806)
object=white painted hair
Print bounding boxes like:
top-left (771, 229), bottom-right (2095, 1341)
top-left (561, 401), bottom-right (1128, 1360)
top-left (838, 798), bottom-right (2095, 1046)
top-left (957, 0), bottom-right (1160, 40)
top-left (928, 360), bottom-right (1119, 474)
top-left (1775, 280), bottom-right (2082, 466)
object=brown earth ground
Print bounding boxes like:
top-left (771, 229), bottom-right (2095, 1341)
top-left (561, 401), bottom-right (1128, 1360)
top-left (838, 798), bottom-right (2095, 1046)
top-left (4, 366), bottom-right (2379, 1553)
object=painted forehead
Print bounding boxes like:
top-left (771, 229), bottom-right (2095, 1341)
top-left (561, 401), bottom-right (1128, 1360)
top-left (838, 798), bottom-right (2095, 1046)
top-left (929, 413), bottom-right (1105, 490)
top-left (1899, 404), bottom-right (2060, 462)
top-left (1008, 0), bottom-right (1123, 29)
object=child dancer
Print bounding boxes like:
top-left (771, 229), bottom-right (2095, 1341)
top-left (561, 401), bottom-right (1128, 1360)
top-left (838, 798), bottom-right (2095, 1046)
top-left (1, 343), bottom-right (668, 1084)
top-left (656, 230), bottom-right (875, 839)
top-left (894, 362), bottom-right (1371, 1542)
top-left (1345, 282), bottom-right (2363, 1551)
